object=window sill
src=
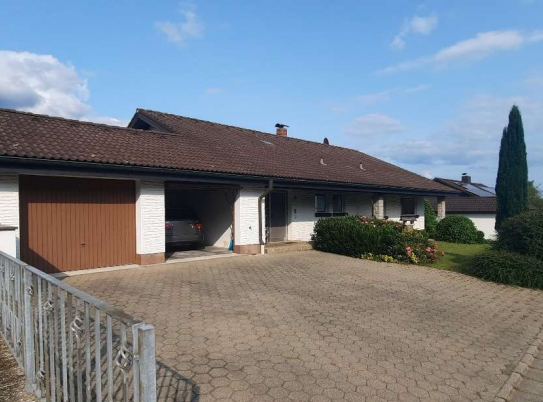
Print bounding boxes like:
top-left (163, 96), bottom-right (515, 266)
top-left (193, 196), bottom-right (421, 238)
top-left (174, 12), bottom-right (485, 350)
top-left (315, 212), bottom-right (347, 218)
top-left (400, 214), bottom-right (419, 222)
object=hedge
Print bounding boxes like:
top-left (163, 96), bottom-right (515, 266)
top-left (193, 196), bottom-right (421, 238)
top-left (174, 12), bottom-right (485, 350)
top-left (464, 250), bottom-right (543, 289)
top-left (312, 216), bottom-right (440, 264)
top-left (435, 215), bottom-right (482, 244)
top-left (496, 210), bottom-right (543, 260)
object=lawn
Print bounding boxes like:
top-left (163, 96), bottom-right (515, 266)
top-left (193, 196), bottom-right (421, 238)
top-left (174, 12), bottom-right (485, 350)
top-left (430, 241), bottom-right (491, 271)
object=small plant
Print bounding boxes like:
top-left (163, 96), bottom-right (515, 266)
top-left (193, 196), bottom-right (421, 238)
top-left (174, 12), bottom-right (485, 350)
top-left (435, 215), bottom-right (482, 244)
top-left (361, 253), bottom-right (398, 263)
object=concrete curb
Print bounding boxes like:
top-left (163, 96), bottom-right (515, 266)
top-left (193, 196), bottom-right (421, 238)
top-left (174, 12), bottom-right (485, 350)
top-left (494, 327), bottom-right (543, 401)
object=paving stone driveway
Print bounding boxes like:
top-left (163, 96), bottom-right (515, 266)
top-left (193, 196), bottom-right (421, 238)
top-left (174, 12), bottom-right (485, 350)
top-left (65, 251), bottom-right (543, 402)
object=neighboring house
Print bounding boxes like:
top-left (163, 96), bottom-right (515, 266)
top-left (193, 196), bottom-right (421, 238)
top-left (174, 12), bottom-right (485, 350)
top-left (0, 107), bottom-right (456, 273)
top-left (433, 174), bottom-right (497, 239)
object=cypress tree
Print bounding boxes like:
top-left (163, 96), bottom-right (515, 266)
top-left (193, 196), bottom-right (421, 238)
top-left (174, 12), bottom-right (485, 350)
top-left (495, 105), bottom-right (528, 229)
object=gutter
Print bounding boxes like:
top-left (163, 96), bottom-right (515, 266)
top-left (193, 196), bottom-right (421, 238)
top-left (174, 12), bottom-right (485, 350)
top-left (0, 156), bottom-right (459, 196)
top-left (258, 179), bottom-right (274, 254)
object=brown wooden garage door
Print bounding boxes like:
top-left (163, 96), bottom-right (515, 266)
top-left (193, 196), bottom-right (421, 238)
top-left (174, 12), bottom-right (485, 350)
top-left (20, 175), bottom-right (136, 273)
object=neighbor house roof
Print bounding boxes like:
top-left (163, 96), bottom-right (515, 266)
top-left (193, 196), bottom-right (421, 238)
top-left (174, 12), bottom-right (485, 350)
top-left (434, 177), bottom-right (496, 197)
top-left (444, 197), bottom-right (497, 213)
top-left (430, 176), bottom-right (496, 213)
top-left (0, 107), bottom-right (455, 194)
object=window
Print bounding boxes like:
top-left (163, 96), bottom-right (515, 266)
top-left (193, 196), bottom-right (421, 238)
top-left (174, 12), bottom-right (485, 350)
top-left (332, 195), bottom-right (343, 213)
top-left (401, 198), bottom-right (416, 216)
top-left (315, 194), bottom-right (327, 213)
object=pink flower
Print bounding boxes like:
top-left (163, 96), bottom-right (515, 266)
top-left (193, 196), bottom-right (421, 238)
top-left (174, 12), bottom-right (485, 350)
top-left (425, 247), bottom-right (431, 252)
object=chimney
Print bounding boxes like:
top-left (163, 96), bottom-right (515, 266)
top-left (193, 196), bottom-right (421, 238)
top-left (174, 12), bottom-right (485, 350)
top-left (461, 173), bottom-right (471, 184)
top-left (323, 137), bottom-right (329, 145)
top-left (275, 123), bottom-right (288, 137)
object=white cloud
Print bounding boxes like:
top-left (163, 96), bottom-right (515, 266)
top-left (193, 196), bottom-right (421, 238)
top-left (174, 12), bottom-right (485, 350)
top-left (345, 114), bottom-right (405, 136)
top-left (0, 50), bottom-right (125, 125)
top-left (404, 84), bottom-right (430, 93)
top-left (381, 30), bottom-right (543, 74)
top-left (205, 87), bottom-right (221, 95)
top-left (410, 15), bottom-right (439, 34)
top-left (357, 95), bottom-right (543, 185)
top-left (356, 85), bottom-right (429, 105)
top-left (155, 3), bottom-right (204, 46)
top-left (390, 14), bottom-right (438, 50)
top-left (356, 90), bottom-right (393, 105)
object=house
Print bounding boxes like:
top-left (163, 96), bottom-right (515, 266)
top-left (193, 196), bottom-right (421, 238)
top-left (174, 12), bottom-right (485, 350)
top-left (433, 174), bottom-right (497, 239)
top-left (0, 107), bottom-right (457, 273)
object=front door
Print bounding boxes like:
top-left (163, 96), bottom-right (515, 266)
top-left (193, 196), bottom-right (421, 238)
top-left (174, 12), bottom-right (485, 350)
top-left (269, 191), bottom-right (287, 242)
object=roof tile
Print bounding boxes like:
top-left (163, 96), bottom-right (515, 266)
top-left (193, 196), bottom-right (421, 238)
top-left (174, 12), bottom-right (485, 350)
top-left (0, 107), bottom-right (454, 193)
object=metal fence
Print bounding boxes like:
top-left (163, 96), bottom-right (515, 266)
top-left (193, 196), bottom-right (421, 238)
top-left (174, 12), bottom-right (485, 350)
top-left (0, 251), bottom-right (157, 402)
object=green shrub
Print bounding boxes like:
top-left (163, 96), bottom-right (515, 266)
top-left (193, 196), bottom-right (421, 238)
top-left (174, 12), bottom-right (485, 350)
top-left (435, 215), bottom-right (481, 244)
top-left (464, 250), bottom-right (543, 289)
top-left (311, 216), bottom-right (440, 264)
top-left (496, 210), bottom-right (543, 259)
top-left (424, 199), bottom-right (438, 237)
top-left (476, 230), bottom-right (485, 243)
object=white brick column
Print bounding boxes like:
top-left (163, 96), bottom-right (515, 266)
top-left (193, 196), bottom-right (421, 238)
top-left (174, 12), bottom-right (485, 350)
top-left (0, 174), bottom-right (19, 258)
top-left (135, 179), bottom-right (165, 264)
top-left (437, 196), bottom-right (446, 221)
top-left (372, 195), bottom-right (385, 219)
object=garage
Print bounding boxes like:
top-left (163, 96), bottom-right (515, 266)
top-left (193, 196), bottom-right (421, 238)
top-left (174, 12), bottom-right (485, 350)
top-left (165, 181), bottom-right (237, 259)
top-left (19, 175), bottom-right (136, 273)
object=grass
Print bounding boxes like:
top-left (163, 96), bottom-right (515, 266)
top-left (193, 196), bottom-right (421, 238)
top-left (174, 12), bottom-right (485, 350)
top-left (430, 241), bottom-right (491, 271)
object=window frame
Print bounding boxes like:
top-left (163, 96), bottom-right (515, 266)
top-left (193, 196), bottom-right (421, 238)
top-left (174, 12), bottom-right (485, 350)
top-left (332, 194), bottom-right (344, 214)
top-left (400, 197), bottom-right (416, 216)
top-left (315, 194), bottom-right (327, 213)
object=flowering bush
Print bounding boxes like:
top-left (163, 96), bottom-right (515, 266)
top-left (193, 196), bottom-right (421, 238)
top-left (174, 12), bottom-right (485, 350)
top-left (312, 215), bottom-right (441, 265)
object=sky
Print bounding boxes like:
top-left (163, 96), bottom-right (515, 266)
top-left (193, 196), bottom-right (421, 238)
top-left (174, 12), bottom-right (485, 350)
top-left (1, 0), bottom-right (542, 186)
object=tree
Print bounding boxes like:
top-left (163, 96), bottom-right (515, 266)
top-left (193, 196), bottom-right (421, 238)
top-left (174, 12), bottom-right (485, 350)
top-left (424, 199), bottom-right (438, 237)
top-left (528, 181), bottom-right (543, 210)
top-left (495, 105), bottom-right (529, 229)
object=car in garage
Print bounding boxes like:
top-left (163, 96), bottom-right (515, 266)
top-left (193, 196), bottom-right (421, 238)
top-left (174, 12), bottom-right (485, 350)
top-left (165, 208), bottom-right (205, 248)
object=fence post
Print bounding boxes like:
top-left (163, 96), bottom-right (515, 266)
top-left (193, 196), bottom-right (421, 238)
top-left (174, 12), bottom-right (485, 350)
top-left (23, 268), bottom-right (35, 393)
top-left (138, 324), bottom-right (157, 402)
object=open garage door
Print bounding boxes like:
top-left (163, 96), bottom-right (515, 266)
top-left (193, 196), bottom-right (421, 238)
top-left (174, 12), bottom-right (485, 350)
top-left (165, 182), bottom-right (237, 253)
top-left (20, 175), bottom-right (136, 273)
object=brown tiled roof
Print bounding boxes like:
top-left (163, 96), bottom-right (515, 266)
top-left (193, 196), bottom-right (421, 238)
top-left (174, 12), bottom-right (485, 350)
top-left (429, 197), bottom-right (497, 213)
top-left (0, 107), bottom-right (455, 193)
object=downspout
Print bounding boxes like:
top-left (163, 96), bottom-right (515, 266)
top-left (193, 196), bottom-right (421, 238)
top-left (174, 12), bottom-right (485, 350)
top-left (258, 179), bottom-right (274, 254)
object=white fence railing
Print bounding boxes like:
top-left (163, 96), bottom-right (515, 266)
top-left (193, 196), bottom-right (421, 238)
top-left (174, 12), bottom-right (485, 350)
top-left (0, 251), bottom-right (157, 402)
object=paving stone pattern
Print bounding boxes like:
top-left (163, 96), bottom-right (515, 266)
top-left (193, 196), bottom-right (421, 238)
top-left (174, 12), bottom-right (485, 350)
top-left (509, 348), bottom-right (543, 401)
top-left (65, 251), bottom-right (543, 402)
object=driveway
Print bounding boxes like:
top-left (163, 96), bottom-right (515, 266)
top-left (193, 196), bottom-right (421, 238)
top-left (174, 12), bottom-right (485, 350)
top-left (65, 251), bottom-right (543, 402)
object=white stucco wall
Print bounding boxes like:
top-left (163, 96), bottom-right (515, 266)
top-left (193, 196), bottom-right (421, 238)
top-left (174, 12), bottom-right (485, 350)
top-left (290, 190), bottom-right (374, 242)
top-left (450, 212), bottom-right (497, 239)
top-left (235, 188), bottom-right (264, 246)
top-left (384, 195), bottom-right (425, 230)
top-left (0, 174), bottom-right (19, 257)
top-left (136, 179), bottom-right (165, 255)
top-left (290, 190), bottom-right (316, 241)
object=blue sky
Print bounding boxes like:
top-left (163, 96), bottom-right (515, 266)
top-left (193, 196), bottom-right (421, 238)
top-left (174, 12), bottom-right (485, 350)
top-left (1, 0), bottom-right (542, 186)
